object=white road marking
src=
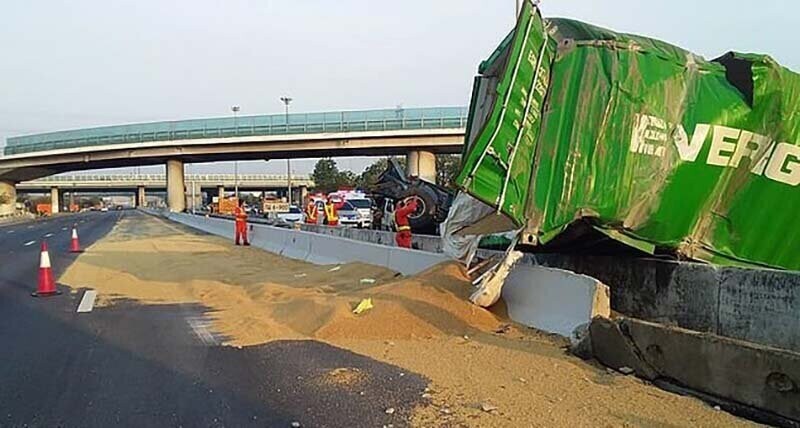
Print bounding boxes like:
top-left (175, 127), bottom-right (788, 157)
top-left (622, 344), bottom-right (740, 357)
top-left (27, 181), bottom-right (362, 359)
top-left (44, 233), bottom-right (54, 238)
top-left (6, 230), bottom-right (13, 234)
top-left (187, 317), bottom-right (218, 345)
top-left (62, 227), bottom-right (67, 231)
top-left (27, 225), bottom-right (34, 229)
top-left (23, 241), bottom-right (35, 247)
top-left (77, 290), bottom-right (97, 313)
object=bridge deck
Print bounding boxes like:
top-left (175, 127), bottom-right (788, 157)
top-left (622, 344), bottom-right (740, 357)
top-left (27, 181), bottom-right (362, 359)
top-left (5, 107), bottom-right (467, 156)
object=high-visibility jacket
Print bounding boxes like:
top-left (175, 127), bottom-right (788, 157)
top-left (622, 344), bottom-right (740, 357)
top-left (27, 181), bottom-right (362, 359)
top-left (324, 202), bottom-right (338, 223)
top-left (234, 206), bottom-right (248, 222)
top-left (394, 198), bottom-right (418, 232)
top-left (306, 202), bottom-right (318, 223)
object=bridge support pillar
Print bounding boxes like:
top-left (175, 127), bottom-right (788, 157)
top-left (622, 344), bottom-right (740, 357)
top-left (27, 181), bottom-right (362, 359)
top-left (136, 186), bottom-right (146, 208)
top-left (298, 185), bottom-right (309, 206)
top-left (217, 186), bottom-right (225, 201)
top-left (50, 187), bottom-right (60, 214)
top-left (166, 159), bottom-right (186, 212)
top-left (0, 180), bottom-right (17, 217)
top-left (406, 150), bottom-right (437, 183)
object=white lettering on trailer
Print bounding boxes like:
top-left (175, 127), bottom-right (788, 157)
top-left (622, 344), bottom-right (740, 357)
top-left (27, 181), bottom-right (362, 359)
top-left (630, 113), bottom-right (800, 186)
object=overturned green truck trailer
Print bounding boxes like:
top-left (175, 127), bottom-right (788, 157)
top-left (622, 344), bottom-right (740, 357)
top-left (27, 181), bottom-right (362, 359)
top-left (457, 2), bottom-right (800, 270)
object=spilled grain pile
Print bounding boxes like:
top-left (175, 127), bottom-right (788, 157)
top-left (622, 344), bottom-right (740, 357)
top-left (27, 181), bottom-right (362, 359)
top-left (59, 214), bottom-right (754, 428)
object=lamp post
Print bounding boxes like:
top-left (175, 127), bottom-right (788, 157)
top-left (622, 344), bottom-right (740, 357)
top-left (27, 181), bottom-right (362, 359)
top-left (280, 97), bottom-right (293, 205)
top-left (231, 105), bottom-right (240, 199)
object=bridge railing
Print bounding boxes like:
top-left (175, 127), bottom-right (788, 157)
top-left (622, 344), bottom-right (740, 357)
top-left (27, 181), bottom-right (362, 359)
top-left (5, 107), bottom-right (467, 156)
top-left (26, 174), bottom-right (312, 183)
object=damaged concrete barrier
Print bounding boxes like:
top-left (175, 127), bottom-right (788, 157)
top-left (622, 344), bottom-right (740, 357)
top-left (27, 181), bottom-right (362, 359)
top-left (502, 264), bottom-right (610, 338)
top-left (590, 316), bottom-right (800, 423)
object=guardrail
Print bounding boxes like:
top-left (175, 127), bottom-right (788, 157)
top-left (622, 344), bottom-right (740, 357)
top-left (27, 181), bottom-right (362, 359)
top-left (24, 174), bottom-right (312, 183)
top-left (5, 106), bottom-right (468, 156)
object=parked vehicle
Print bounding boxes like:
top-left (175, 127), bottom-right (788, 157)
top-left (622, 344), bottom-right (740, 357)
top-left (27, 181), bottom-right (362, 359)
top-left (337, 201), bottom-right (363, 228)
top-left (276, 205), bottom-right (304, 223)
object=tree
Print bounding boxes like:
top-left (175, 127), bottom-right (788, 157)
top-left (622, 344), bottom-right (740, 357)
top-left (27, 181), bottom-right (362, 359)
top-left (311, 158), bottom-right (341, 193)
top-left (436, 154), bottom-right (462, 189)
top-left (337, 170), bottom-right (358, 189)
top-left (311, 158), bottom-right (358, 193)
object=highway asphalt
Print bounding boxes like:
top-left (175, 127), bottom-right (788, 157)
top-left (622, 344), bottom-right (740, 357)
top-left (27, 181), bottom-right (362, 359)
top-left (0, 210), bottom-right (427, 427)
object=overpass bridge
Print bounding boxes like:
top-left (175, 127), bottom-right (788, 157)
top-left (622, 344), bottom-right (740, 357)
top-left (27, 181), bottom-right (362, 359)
top-left (0, 106), bottom-right (467, 214)
top-left (18, 174), bottom-right (313, 191)
top-left (17, 174), bottom-right (314, 211)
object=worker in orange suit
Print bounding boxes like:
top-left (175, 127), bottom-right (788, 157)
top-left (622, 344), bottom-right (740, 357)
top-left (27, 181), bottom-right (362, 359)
top-left (234, 200), bottom-right (250, 246)
top-left (305, 199), bottom-right (318, 224)
top-left (394, 197), bottom-right (418, 248)
top-left (324, 198), bottom-right (339, 226)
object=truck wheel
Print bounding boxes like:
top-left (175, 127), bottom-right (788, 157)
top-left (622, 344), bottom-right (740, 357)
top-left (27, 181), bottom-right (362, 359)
top-left (401, 185), bottom-right (437, 234)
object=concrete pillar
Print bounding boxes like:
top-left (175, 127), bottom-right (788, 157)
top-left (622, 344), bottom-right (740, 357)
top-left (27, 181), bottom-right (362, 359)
top-left (299, 185), bottom-right (309, 206)
top-left (406, 150), bottom-right (437, 183)
top-left (50, 187), bottom-right (60, 214)
top-left (166, 159), bottom-right (186, 212)
top-left (217, 185), bottom-right (225, 202)
top-left (186, 181), bottom-right (200, 213)
top-left (136, 186), bottom-right (146, 207)
top-left (0, 180), bottom-right (17, 217)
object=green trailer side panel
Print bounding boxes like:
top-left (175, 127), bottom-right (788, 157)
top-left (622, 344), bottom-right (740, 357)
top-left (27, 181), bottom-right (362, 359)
top-left (457, 9), bottom-right (800, 270)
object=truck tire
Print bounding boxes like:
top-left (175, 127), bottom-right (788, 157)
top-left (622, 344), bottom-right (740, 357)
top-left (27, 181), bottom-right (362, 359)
top-left (400, 185), bottom-right (438, 234)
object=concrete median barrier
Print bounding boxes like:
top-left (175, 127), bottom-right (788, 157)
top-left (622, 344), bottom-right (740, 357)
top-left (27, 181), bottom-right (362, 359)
top-left (280, 231), bottom-right (312, 261)
top-left (167, 213), bottom-right (446, 275)
top-left (305, 233), bottom-right (393, 267)
top-left (502, 264), bottom-right (611, 338)
top-left (387, 246), bottom-right (449, 274)
top-left (590, 316), bottom-right (800, 424)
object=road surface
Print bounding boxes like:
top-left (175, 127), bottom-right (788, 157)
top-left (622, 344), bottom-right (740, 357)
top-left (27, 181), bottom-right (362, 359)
top-left (0, 210), bottom-right (426, 427)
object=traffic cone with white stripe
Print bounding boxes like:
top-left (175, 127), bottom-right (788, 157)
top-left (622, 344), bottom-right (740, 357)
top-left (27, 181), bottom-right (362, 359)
top-left (69, 225), bottom-right (82, 253)
top-left (32, 241), bottom-right (61, 297)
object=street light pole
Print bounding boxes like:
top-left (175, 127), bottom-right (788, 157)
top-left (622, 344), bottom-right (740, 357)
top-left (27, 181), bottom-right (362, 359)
top-left (231, 105), bottom-right (240, 199)
top-left (280, 96), bottom-right (293, 205)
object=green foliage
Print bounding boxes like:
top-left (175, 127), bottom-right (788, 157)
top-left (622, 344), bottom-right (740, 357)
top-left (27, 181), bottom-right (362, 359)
top-left (337, 170), bottom-right (358, 189)
top-left (436, 154), bottom-right (462, 189)
top-left (311, 158), bottom-right (340, 193)
top-left (311, 158), bottom-right (357, 193)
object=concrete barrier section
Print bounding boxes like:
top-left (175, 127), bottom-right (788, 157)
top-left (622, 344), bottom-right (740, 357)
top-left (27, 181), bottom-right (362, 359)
top-left (305, 233), bottom-right (392, 267)
top-left (387, 246), bottom-right (449, 275)
top-left (502, 264), bottom-right (611, 338)
top-left (167, 213), bottom-right (445, 276)
top-left (279, 230), bottom-right (312, 261)
top-left (590, 316), bottom-right (800, 423)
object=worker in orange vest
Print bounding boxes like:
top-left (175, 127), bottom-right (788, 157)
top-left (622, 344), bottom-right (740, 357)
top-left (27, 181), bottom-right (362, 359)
top-left (305, 199), bottom-right (318, 224)
top-left (234, 200), bottom-right (250, 246)
top-left (394, 197), bottom-right (418, 248)
top-left (324, 198), bottom-right (339, 226)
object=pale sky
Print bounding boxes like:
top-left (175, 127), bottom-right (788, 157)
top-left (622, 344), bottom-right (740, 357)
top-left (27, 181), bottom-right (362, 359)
top-left (0, 0), bottom-right (796, 176)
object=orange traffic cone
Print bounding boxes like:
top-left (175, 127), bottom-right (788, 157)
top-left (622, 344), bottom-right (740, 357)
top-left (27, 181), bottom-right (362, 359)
top-left (32, 241), bottom-right (61, 297)
top-left (69, 225), bottom-right (82, 253)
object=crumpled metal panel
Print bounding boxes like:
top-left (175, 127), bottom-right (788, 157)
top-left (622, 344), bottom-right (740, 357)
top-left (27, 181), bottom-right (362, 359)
top-left (457, 3), bottom-right (800, 270)
top-left (456, 2), bottom-right (555, 233)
